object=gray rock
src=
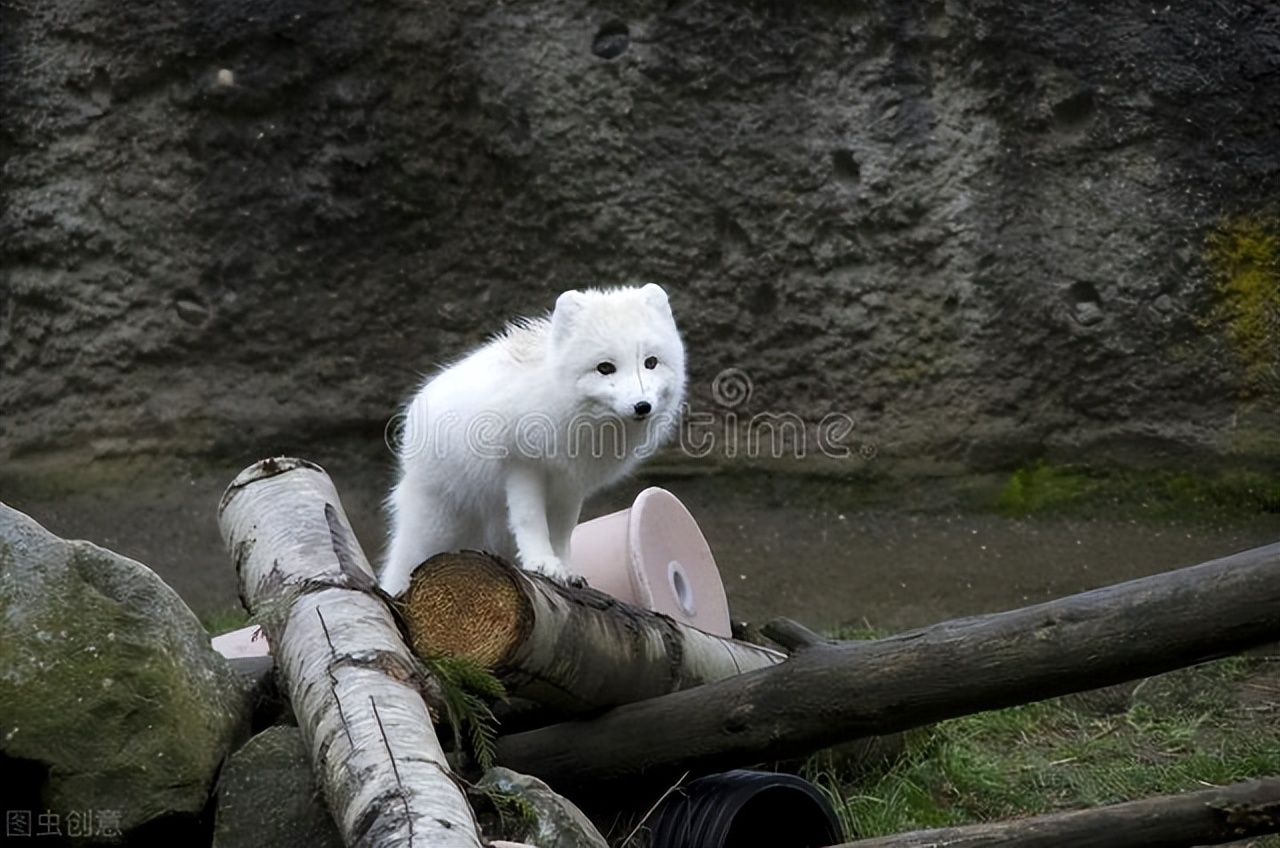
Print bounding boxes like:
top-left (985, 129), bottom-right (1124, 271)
top-left (213, 726), bottom-right (342, 848)
top-left (476, 766), bottom-right (608, 848)
top-left (1, 1), bottom-right (1276, 470)
top-left (0, 503), bottom-right (250, 837)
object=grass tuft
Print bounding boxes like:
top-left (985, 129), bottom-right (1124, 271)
top-left (200, 605), bottom-right (251, 635)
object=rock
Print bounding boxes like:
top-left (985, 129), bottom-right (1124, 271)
top-left (212, 726), bottom-right (342, 848)
top-left (475, 767), bottom-right (608, 848)
top-left (1, 1), bottom-right (1276, 470)
top-left (0, 504), bottom-right (250, 838)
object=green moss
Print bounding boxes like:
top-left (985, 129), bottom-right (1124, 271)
top-left (992, 463), bottom-right (1279, 519)
top-left (1204, 211), bottom-right (1280, 396)
top-left (1157, 469), bottom-right (1280, 514)
top-left (994, 462), bottom-right (1095, 516)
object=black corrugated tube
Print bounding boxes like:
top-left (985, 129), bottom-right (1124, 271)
top-left (649, 769), bottom-right (844, 848)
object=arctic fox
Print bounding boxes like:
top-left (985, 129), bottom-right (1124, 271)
top-left (381, 284), bottom-right (686, 595)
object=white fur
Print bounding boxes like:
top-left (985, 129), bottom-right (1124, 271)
top-left (381, 284), bottom-right (687, 595)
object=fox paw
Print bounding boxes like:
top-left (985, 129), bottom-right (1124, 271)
top-left (524, 556), bottom-right (587, 588)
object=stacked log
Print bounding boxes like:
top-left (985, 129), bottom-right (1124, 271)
top-left (493, 541), bottom-right (1280, 792)
top-left (221, 457), bottom-right (1280, 848)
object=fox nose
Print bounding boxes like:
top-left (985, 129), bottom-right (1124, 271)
top-left (633, 401), bottom-right (652, 418)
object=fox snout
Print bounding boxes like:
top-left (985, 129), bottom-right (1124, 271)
top-left (633, 400), bottom-right (652, 418)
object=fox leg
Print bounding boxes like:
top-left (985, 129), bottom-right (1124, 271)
top-left (504, 466), bottom-right (572, 582)
top-left (382, 479), bottom-right (463, 596)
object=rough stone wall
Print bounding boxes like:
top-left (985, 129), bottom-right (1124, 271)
top-left (2, 0), bottom-right (1276, 470)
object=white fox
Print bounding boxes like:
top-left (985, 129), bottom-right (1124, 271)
top-left (381, 284), bottom-right (686, 595)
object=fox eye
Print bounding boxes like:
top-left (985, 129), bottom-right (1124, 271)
top-left (644, 356), bottom-right (658, 370)
top-left (596, 361), bottom-right (617, 375)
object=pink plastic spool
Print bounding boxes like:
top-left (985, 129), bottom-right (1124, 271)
top-left (570, 487), bottom-right (731, 637)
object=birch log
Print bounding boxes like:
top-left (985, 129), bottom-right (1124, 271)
top-left (396, 551), bottom-right (785, 714)
top-left (219, 457), bottom-right (483, 848)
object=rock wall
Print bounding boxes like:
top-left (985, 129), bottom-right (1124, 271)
top-left (2, 0), bottom-right (1276, 471)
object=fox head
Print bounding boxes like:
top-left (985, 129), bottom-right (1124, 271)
top-left (548, 283), bottom-right (687, 435)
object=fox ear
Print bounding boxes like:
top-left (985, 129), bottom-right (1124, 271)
top-left (551, 290), bottom-right (586, 343)
top-left (639, 283), bottom-right (671, 316)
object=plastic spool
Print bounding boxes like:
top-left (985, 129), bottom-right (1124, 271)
top-left (570, 487), bottom-right (732, 637)
top-left (649, 769), bottom-right (844, 848)
top-left (210, 624), bottom-right (270, 659)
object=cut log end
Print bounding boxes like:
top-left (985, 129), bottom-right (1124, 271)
top-left (218, 456), bottom-right (327, 515)
top-left (398, 551), bottom-right (534, 669)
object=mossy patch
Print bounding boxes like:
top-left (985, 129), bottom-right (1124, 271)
top-left (1203, 210), bottom-right (1280, 396)
top-left (993, 462), bottom-right (1280, 519)
top-left (994, 462), bottom-right (1096, 516)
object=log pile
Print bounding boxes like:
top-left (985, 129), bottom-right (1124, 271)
top-left (219, 457), bottom-right (1280, 848)
top-left (495, 542), bottom-right (1280, 792)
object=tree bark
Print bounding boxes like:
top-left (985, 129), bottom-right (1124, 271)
top-left (835, 776), bottom-right (1280, 847)
top-left (396, 550), bottom-right (785, 714)
top-left (219, 457), bottom-right (484, 848)
top-left (495, 543), bottom-right (1280, 793)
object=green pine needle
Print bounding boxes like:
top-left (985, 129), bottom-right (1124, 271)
top-left (420, 654), bottom-right (507, 771)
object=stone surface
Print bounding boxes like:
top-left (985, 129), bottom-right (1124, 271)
top-left (212, 726), bottom-right (342, 848)
top-left (476, 766), bottom-right (609, 848)
top-left (0, 503), bottom-right (249, 836)
top-left (1, 0), bottom-right (1276, 471)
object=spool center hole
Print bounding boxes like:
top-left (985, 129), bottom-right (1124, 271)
top-left (668, 560), bottom-right (697, 617)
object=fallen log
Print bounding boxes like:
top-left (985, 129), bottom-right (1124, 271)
top-left (835, 775), bottom-right (1280, 847)
top-left (495, 542), bottom-right (1280, 793)
top-left (219, 457), bottom-right (484, 848)
top-left (396, 550), bottom-right (785, 714)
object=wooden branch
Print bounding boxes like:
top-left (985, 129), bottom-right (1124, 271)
top-left (836, 776), bottom-right (1280, 847)
top-left (495, 543), bottom-right (1280, 793)
top-left (396, 551), bottom-right (785, 714)
top-left (761, 617), bottom-right (833, 652)
top-left (219, 457), bottom-right (484, 848)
